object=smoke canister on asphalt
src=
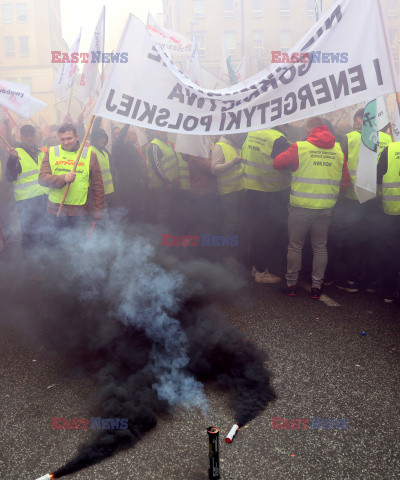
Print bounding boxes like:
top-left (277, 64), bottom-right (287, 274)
top-left (207, 426), bottom-right (221, 480)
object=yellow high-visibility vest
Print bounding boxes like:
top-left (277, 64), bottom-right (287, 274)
top-left (91, 146), bottom-right (114, 195)
top-left (48, 145), bottom-right (91, 205)
top-left (382, 141), bottom-right (400, 215)
top-left (145, 139), bottom-right (179, 189)
top-left (290, 141), bottom-right (343, 209)
top-left (13, 148), bottom-right (47, 201)
top-left (177, 154), bottom-right (190, 191)
top-left (215, 141), bottom-right (244, 195)
top-left (242, 129), bottom-right (290, 192)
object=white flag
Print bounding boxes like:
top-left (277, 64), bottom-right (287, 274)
top-left (0, 80), bottom-right (30, 118)
top-left (95, 0), bottom-right (399, 136)
top-left (187, 38), bottom-right (203, 87)
top-left (53, 29), bottom-right (82, 99)
top-left (77, 7), bottom-right (105, 100)
top-left (147, 13), bottom-right (191, 58)
top-left (29, 96), bottom-right (47, 117)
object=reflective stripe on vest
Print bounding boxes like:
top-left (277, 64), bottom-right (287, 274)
top-left (13, 148), bottom-right (48, 201)
top-left (91, 147), bottom-right (114, 195)
top-left (242, 129), bottom-right (291, 192)
top-left (145, 139), bottom-right (179, 189)
top-left (177, 154), bottom-right (190, 191)
top-left (48, 145), bottom-right (91, 206)
top-left (216, 141), bottom-right (244, 195)
top-left (290, 141), bottom-right (343, 209)
top-left (346, 130), bottom-right (392, 200)
top-left (382, 142), bottom-right (400, 215)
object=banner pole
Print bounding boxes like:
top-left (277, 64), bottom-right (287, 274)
top-left (56, 114), bottom-right (95, 217)
top-left (0, 133), bottom-right (15, 151)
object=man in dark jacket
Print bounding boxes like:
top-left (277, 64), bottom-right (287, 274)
top-left (111, 125), bottom-right (145, 223)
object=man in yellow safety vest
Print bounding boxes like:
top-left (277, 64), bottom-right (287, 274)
top-left (377, 141), bottom-right (400, 303)
top-left (333, 108), bottom-right (392, 294)
top-left (39, 123), bottom-right (105, 234)
top-left (6, 124), bottom-right (48, 249)
top-left (145, 130), bottom-right (180, 228)
top-left (274, 117), bottom-right (350, 299)
top-left (242, 126), bottom-right (292, 283)
top-left (211, 133), bottom-right (247, 261)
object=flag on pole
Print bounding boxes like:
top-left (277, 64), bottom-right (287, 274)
top-left (53, 29), bottom-right (82, 99)
top-left (235, 56), bottom-right (246, 83)
top-left (0, 80), bottom-right (46, 118)
top-left (355, 100), bottom-right (378, 203)
top-left (314, 0), bottom-right (320, 22)
top-left (147, 13), bottom-right (191, 58)
top-left (355, 96), bottom-right (390, 203)
top-left (187, 38), bottom-right (203, 86)
top-left (221, 43), bottom-right (238, 85)
top-left (77, 7), bottom-right (105, 100)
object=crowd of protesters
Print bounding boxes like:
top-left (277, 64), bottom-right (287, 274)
top-left (0, 109), bottom-right (399, 304)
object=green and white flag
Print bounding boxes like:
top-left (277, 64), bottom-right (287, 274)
top-left (355, 96), bottom-right (390, 203)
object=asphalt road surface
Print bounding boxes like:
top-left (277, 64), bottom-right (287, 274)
top-left (1, 278), bottom-right (399, 480)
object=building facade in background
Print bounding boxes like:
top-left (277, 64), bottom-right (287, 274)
top-left (0, 0), bottom-right (70, 124)
top-left (162, 0), bottom-right (400, 81)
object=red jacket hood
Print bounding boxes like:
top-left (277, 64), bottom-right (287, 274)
top-left (306, 126), bottom-right (336, 149)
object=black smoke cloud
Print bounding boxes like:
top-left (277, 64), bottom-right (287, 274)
top-left (0, 222), bottom-right (276, 478)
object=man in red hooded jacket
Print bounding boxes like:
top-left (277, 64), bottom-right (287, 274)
top-left (273, 117), bottom-right (350, 299)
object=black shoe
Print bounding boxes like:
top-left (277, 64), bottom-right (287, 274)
top-left (336, 279), bottom-right (359, 293)
top-left (310, 287), bottom-right (322, 299)
top-left (286, 285), bottom-right (297, 297)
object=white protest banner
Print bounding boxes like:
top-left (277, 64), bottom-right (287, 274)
top-left (391, 41), bottom-right (400, 141)
top-left (53, 29), bottom-right (82, 99)
top-left (176, 39), bottom-right (211, 157)
top-left (0, 80), bottom-right (30, 118)
top-left (147, 13), bottom-right (191, 58)
top-left (77, 7), bottom-right (105, 100)
top-left (95, 0), bottom-right (400, 136)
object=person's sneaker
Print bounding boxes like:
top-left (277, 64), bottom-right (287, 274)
top-left (255, 271), bottom-right (282, 284)
top-left (366, 281), bottom-right (380, 293)
top-left (286, 285), bottom-right (297, 297)
top-left (336, 279), bottom-right (359, 293)
top-left (251, 266), bottom-right (257, 277)
top-left (310, 287), bottom-right (322, 299)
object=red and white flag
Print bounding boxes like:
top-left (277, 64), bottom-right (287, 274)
top-left (77, 7), bottom-right (105, 100)
top-left (53, 29), bottom-right (82, 99)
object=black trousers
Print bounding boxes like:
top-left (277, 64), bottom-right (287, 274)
top-left (16, 194), bottom-right (48, 249)
top-left (246, 189), bottom-right (289, 274)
